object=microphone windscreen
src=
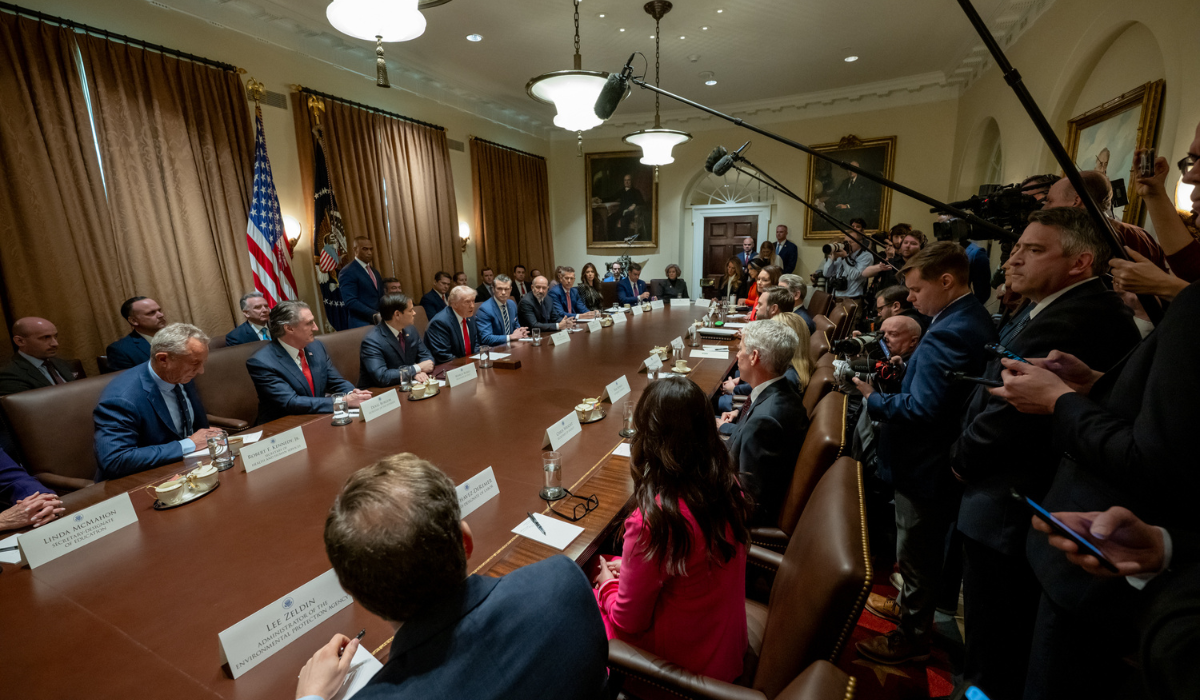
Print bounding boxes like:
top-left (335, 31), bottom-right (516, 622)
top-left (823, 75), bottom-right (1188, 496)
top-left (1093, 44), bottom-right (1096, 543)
top-left (712, 154), bottom-right (735, 177)
top-left (594, 73), bottom-right (627, 120)
top-left (705, 146), bottom-right (727, 173)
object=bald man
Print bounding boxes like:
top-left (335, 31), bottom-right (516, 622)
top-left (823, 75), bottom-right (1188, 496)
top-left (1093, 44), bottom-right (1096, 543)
top-left (880, 314), bottom-right (921, 361)
top-left (1043, 171), bottom-right (1167, 271)
top-left (0, 318), bottom-right (79, 396)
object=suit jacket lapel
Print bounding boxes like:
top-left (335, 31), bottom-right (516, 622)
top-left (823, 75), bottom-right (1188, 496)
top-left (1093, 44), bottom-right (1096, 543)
top-left (139, 366), bottom-right (182, 437)
top-left (13, 355), bottom-right (50, 389)
top-left (271, 341), bottom-right (310, 395)
top-left (380, 324), bottom-right (404, 361)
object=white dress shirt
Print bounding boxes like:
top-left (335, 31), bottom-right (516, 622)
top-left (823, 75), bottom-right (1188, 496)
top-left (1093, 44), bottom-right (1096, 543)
top-left (386, 322), bottom-right (422, 376)
top-left (147, 362), bottom-right (197, 455)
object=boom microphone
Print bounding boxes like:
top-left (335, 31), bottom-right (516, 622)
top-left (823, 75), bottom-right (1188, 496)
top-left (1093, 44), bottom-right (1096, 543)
top-left (712, 141), bottom-right (751, 176)
top-left (704, 146), bottom-right (727, 173)
top-left (594, 53), bottom-right (635, 120)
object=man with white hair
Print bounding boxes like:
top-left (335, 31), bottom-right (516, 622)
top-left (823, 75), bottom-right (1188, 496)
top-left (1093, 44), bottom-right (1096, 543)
top-left (94, 323), bottom-right (224, 480)
top-left (425, 286), bottom-right (483, 365)
top-left (778, 274), bottom-right (815, 333)
top-left (880, 315), bottom-right (921, 360)
top-left (225, 291), bottom-right (272, 346)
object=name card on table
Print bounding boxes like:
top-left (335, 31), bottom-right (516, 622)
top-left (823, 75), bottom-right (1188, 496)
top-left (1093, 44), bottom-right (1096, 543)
top-left (601, 375), bottom-right (631, 404)
top-left (630, 304), bottom-right (643, 316)
top-left (218, 569), bottom-right (353, 679)
top-left (446, 362), bottom-right (478, 388)
top-left (691, 348), bottom-right (730, 360)
top-left (242, 426), bottom-right (307, 473)
top-left (360, 389), bottom-right (401, 422)
top-left (611, 312), bottom-right (627, 324)
top-left (587, 319), bottom-right (602, 333)
top-left (19, 492), bottom-right (138, 569)
top-left (642, 354), bottom-right (663, 373)
top-left (670, 336), bottom-right (684, 350)
top-left (650, 299), bottom-right (665, 310)
top-left (543, 411), bottom-right (583, 451)
top-left (456, 466), bottom-right (500, 518)
top-left (551, 330), bottom-right (571, 346)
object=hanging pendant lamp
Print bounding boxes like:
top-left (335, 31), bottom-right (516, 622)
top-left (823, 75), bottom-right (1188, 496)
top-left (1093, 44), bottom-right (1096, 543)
top-left (326, 0), bottom-right (434, 87)
top-left (623, 1), bottom-right (691, 166)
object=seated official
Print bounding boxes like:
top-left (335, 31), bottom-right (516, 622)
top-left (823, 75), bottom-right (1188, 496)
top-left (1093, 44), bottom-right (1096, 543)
top-left (593, 376), bottom-right (750, 682)
top-left (424, 286), bottom-right (483, 365)
top-left (0, 447), bottom-right (63, 531)
top-left (94, 324), bottom-right (224, 480)
top-left (657, 264), bottom-right (689, 300)
top-left (617, 263), bottom-right (650, 306)
top-left (224, 291), bottom-right (272, 346)
top-left (475, 267), bottom-right (495, 304)
top-left (518, 276), bottom-right (575, 333)
top-left (419, 271), bottom-right (452, 319)
top-left (602, 261), bottom-right (623, 283)
top-left (716, 258), bottom-right (747, 302)
top-left (718, 287), bottom-right (797, 412)
top-left (294, 454), bottom-right (608, 700)
top-left (548, 266), bottom-right (590, 319)
top-left (718, 321), bottom-right (808, 526)
top-left (381, 277), bottom-right (403, 295)
top-left (246, 302), bottom-right (371, 425)
top-left (359, 293), bottom-right (435, 388)
top-left (474, 276), bottom-right (529, 346)
top-left (577, 263), bottom-right (605, 311)
top-left (106, 296), bottom-right (167, 371)
top-left (0, 317), bottom-right (78, 396)
top-left (778, 274), bottom-right (815, 333)
top-left (340, 237), bottom-right (385, 328)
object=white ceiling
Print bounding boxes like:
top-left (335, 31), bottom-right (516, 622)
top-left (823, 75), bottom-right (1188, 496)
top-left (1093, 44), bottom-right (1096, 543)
top-left (156, 0), bottom-right (1056, 136)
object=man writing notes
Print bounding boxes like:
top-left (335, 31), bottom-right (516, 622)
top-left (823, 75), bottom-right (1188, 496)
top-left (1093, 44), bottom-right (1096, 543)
top-left (475, 275), bottom-right (529, 346)
top-left (420, 271), bottom-right (453, 318)
top-left (224, 291), bottom-right (272, 346)
top-left (340, 237), bottom-right (384, 328)
top-left (247, 301), bottom-right (371, 425)
top-left (93, 324), bottom-right (224, 480)
top-left (106, 296), bottom-right (167, 371)
top-left (548, 266), bottom-right (589, 319)
top-left (425, 286), bottom-right (483, 365)
top-left (518, 276), bottom-right (575, 334)
top-left (617, 263), bottom-right (650, 306)
top-left (0, 317), bottom-right (78, 395)
top-left (359, 293), bottom-right (435, 388)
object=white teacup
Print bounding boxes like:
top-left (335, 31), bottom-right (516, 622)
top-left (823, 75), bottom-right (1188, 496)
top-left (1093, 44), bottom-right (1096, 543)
top-left (575, 403), bottom-right (594, 421)
top-left (155, 479), bottom-right (186, 506)
top-left (411, 382), bottom-right (427, 398)
top-left (188, 464), bottom-right (219, 491)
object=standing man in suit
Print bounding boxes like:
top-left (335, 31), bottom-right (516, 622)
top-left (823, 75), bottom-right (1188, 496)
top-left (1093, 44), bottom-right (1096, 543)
top-left (359, 294), bottom-right (435, 388)
top-left (340, 237), bottom-right (384, 328)
top-left (518, 276), bottom-right (574, 334)
top-left (0, 317), bottom-right (78, 395)
top-left (106, 297), bottom-right (167, 371)
top-left (93, 324), bottom-right (225, 480)
top-left (853, 242), bottom-right (997, 666)
top-left (225, 291), bottom-right (272, 346)
top-left (420, 272), bottom-right (453, 319)
top-left (617, 263), bottom-right (650, 306)
top-left (950, 207), bottom-right (1141, 698)
top-left (548, 266), bottom-right (590, 319)
top-left (246, 301), bottom-right (370, 425)
top-left (736, 237), bottom-right (755, 271)
top-left (475, 276), bottom-right (529, 346)
top-left (293, 454), bottom-right (608, 700)
top-left (424, 287), bottom-right (482, 365)
top-left (475, 267), bottom-right (495, 304)
top-left (510, 265), bottom-right (532, 300)
top-left (774, 225), bottom-right (799, 274)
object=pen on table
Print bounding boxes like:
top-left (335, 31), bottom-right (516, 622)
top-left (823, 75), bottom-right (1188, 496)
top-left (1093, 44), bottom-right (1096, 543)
top-left (338, 629), bottom-right (366, 657)
top-left (0, 546), bottom-right (17, 552)
top-left (526, 512), bottom-right (547, 535)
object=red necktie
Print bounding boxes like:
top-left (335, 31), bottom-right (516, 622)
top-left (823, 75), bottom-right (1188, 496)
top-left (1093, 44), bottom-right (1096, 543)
top-left (566, 290), bottom-right (572, 313)
top-left (298, 351), bottom-right (316, 396)
top-left (736, 397), bottom-right (754, 423)
top-left (367, 266), bottom-right (377, 288)
top-left (461, 319), bottom-right (472, 355)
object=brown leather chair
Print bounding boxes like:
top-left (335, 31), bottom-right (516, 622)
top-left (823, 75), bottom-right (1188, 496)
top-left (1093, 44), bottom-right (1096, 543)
top-left (97, 355), bottom-right (111, 374)
top-left (806, 289), bottom-right (832, 319)
top-left (321, 325), bottom-right (372, 388)
top-left (826, 305), bottom-right (847, 340)
top-left (193, 340), bottom-right (267, 428)
top-left (801, 367), bottom-right (835, 419)
top-left (815, 353), bottom-right (835, 369)
top-left (65, 358), bottom-right (86, 380)
top-left (412, 305), bottom-right (429, 336)
top-left (812, 316), bottom-right (835, 342)
top-left (208, 333), bottom-right (227, 350)
top-left (809, 330), bottom-right (830, 361)
top-left (607, 657), bottom-right (853, 700)
top-left (601, 281), bottom-right (619, 308)
top-left (835, 300), bottom-right (860, 339)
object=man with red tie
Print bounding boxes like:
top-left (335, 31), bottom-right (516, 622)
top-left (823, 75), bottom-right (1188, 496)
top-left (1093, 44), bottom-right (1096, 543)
top-left (340, 236), bottom-right (385, 328)
top-left (425, 286), bottom-right (483, 366)
top-left (0, 317), bottom-right (79, 396)
top-left (246, 301), bottom-right (370, 426)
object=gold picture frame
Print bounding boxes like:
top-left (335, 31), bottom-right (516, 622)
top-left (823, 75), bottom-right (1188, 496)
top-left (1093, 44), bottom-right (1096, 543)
top-left (1065, 79), bottom-right (1164, 226)
top-left (804, 134), bottom-right (896, 240)
top-left (585, 151), bottom-right (658, 249)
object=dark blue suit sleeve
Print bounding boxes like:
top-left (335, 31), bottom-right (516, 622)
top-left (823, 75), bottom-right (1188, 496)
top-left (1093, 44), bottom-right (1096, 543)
top-left (413, 331), bottom-right (433, 365)
top-left (617, 280), bottom-right (637, 306)
top-left (425, 318), bottom-right (456, 365)
top-left (247, 355), bottom-right (333, 416)
top-left (867, 327), bottom-right (968, 425)
top-left (0, 448), bottom-right (45, 505)
top-left (360, 333), bottom-right (403, 387)
top-left (93, 396), bottom-right (185, 480)
top-left (549, 287), bottom-right (579, 318)
top-left (475, 303), bottom-right (509, 346)
top-left (781, 243), bottom-right (798, 274)
top-left (341, 266), bottom-right (378, 324)
top-left (105, 339), bottom-right (138, 371)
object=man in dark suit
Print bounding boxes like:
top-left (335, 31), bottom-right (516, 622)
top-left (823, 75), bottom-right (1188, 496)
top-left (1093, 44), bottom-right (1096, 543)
top-left (778, 275), bottom-right (816, 334)
top-left (339, 237), bottom-right (384, 328)
top-left (518, 276), bottom-right (574, 334)
top-left (474, 276), bottom-right (529, 346)
top-left (950, 207), bottom-right (1141, 698)
top-left (246, 301), bottom-right (371, 425)
top-left (0, 317), bottom-right (79, 395)
top-left (359, 293), bottom-right (435, 389)
top-left (474, 267), bottom-right (495, 304)
top-left (381, 277), bottom-right (403, 295)
top-left (548, 266), bottom-right (590, 319)
top-left (853, 242), bottom-right (997, 666)
top-left (510, 265), bottom-right (532, 300)
top-left (293, 454), bottom-right (608, 700)
top-left (224, 291), bottom-right (273, 346)
top-left (736, 237), bottom-right (755, 271)
top-left (607, 173), bottom-right (646, 237)
top-left (419, 271), bottom-right (452, 319)
top-left (721, 320), bottom-right (808, 527)
top-left (106, 296), bottom-right (167, 371)
top-left (94, 323), bottom-right (225, 480)
top-left (774, 224), bottom-right (799, 274)
top-left (616, 263), bottom-right (650, 306)
top-left (424, 286), bottom-right (483, 365)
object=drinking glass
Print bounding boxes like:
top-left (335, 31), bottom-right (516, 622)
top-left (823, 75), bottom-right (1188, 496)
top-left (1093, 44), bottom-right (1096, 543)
top-left (619, 401), bottom-right (636, 438)
top-left (331, 393), bottom-right (352, 426)
top-left (207, 430), bottom-right (234, 471)
top-left (532, 328), bottom-right (542, 346)
top-left (540, 451), bottom-right (564, 500)
top-left (478, 345), bottom-right (492, 368)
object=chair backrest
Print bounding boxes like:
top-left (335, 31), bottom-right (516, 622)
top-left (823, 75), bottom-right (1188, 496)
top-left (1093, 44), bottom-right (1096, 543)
top-left (809, 330), bottom-right (830, 360)
top-left (802, 366), bottom-right (835, 418)
top-left (97, 355), bottom-right (111, 374)
top-left (193, 340), bottom-right (267, 427)
top-left (320, 325), bottom-right (372, 388)
top-left (826, 305), bottom-right (846, 337)
top-left (208, 333), bottom-right (227, 350)
top-left (807, 289), bottom-right (832, 318)
top-left (648, 278), bottom-right (668, 299)
top-left (813, 315), bottom-right (835, 338)
top-left (815, 353), bottom-right (835, 369)
top-left (833, 300), bottom-right (859, 339)
top-left (600, 281), bottom-right (619, 308)
top-left (412, 305), bottom-right (429, 336)
top-left (753, 457), bottom-right (871, 699)
top-left (777, 391), bottom-right (846, 536)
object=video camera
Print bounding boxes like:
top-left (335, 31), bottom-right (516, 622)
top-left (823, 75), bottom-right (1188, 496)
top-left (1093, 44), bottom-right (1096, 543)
top-left (932, 183), bottom-right (1042, 242)
top-left (832, 357), bottom-right (905, 393)
top-left (832, 332), bottom-right (885, 356)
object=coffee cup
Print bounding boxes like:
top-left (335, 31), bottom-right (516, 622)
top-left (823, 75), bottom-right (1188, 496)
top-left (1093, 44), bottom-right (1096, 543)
top-left (575, 403), bottom-right (593, 421)
top-left (155, 478), bottom-right (186, 506)
top-left (188, 463), bottom-right (219, 491)
top-left (411, 382), bottom-right (427, 398)
top-left (228, 437), bottom-right (244, 457)
top-left (675, 360), bottom-right (687, 371)
top-left (582, 398), bottom-right (599, 410)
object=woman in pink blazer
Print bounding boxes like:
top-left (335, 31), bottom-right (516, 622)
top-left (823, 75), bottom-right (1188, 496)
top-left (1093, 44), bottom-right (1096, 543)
top-left (593, 375), bottom-right (752, 682)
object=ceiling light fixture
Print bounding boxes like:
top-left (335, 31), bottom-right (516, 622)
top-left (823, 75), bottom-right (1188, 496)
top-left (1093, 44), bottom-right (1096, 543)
top-left (326, 0), bottom-right (431, 87)
top-left (844, 55), bottom-right (858, 62)
top-left (699, 70), bottom-right (717, 86)
top-left (466, 33), bottom-right (482, 41)
top-left (623, 1), bottom-right (691, 170)
top-left (598, 13), bottom-right (605, 17)
top-left (619, 27), bottom-right (625, 31)
top-left (702, 26), bottom-right (708, 30)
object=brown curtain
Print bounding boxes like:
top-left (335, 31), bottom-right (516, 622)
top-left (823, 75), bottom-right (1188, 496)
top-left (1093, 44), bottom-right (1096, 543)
top-left (470, 138), bottom-right (554, 279)
top-left (0, 13), bottom-right (124, 373)
top-left (290, 93), bottom-right (459, 301)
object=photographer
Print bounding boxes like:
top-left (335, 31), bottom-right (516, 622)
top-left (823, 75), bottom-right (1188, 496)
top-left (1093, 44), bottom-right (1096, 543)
top-left (865, 228), bottom-right (924, 294)
top-left (819, 231), bottom-right (873, 300)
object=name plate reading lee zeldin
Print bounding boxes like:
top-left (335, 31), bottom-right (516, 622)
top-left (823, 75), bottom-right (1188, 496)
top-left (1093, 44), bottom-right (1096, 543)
top-left (218, 569), bottom-right (353, 679)
top-left (601, 375), bottom-right (630, 404)
top-left (446, 362), bottom-right (478, 388)
top-left (543, 411), bottom-right (583, 451)
top-left (550, 330), bottom-right (571, 346)
top-left (241, 426), bottom-right (308, 473)
top-left (19, 492), bottom-right (138, 569)
top-left (360, 389), bottom-right (401, 422)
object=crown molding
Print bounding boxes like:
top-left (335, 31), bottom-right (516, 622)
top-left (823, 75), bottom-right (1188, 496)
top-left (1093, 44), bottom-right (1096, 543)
top-left (939, 0), bottom-right (1059, 91)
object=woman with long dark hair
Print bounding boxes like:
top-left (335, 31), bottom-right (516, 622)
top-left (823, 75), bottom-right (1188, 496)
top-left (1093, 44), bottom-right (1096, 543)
top-left (716, 257), bottom-right (745, 301)
top-left (593, 376), bottom-right (751, 682)
top-left (577, 262), bottom-right (604, 311)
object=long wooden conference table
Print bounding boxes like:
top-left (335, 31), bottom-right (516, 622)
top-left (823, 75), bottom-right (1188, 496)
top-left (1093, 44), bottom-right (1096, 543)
top-left (0, 305), bottom-right (740, 699)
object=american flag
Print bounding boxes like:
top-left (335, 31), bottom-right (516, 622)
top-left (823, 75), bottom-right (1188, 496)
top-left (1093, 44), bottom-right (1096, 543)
top-left (246, 106), bottom-right (297, 306)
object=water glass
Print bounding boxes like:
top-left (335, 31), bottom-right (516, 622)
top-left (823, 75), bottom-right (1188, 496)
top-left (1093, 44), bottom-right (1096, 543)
top-left (207, 430), bottom-right (233, 471)
top-left (331, 392), bottom-right (352, 426)
top-left (619, 400), bottom-right (636, 438)
top-left (478, 344), bottom-right (492, 368)
top-left (532, 328), bottom-right (542, 346)
top-left (540, 451), bottom-right (564, 500)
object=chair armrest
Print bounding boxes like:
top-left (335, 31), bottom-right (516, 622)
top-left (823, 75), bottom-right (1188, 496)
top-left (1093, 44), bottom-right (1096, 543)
top-left (775, 661), bottom-right (853, 700)
top-left (206, 414), bottom-right (250, 432)
top-left (747, 544), bottom-right (784, 573)
top-left (749, 527), bottom-right (790, 553)
top-left (608, 640), bottom-right (766, 700)
top-left (34, 473), bottom-right (94, 493)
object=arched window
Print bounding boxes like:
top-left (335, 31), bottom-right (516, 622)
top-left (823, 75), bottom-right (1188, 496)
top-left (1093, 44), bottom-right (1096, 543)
top-left (688, 167), bottom-right (775, 206)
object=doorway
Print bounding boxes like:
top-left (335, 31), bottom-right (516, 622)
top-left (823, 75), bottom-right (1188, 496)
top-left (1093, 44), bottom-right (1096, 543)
top-left (702, 215), bottom-right (758, 277)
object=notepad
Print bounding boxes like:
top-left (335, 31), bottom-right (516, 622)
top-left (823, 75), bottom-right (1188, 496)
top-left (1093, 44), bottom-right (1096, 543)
top-left (331, 643), bottom-right (384, 700)
top-left (0, 533), bottom-right (21, 565)
top-left (469, 351), bottom-right (510, 360)
top-left (613, 442), bottom-right (631, 457)
top-left (512, 514), bottom-right (584, 550)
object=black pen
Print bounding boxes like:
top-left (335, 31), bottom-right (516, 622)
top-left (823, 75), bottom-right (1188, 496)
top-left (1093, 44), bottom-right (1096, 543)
top-left (0, 546), bottom-right (17, 552)
top-left (338, 629), bottom-right (366, 658)
top-left (526, 512), bottom-right (547, 535)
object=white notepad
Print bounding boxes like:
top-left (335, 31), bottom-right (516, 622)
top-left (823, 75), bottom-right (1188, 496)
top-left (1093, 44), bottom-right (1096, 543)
top-left (612, 442), bottom-right (632, 457)
top-left (512, 513), bottom-right (583, 550)
top-left (331, 643), bottom-right (384, 700)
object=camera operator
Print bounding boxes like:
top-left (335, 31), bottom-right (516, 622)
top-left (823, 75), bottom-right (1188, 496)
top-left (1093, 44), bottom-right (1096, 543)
top-left (866, 224), bottom-right (918, 292)
top-left (1043, 170), bottom-right (1167, 271)
top-left (851, 242), bottom-right (997, 666)
top-left (819, 230), bottom-right (873, 301)
top-left (949, 207), bottom-right (1141, 699)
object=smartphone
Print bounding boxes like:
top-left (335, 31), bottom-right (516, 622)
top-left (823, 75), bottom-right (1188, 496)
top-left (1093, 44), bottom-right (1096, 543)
top-left (984, 342), bottom-right (1030, 364)
top-left (1010, 490), bottom-right (1119, 573)
top-left (1138, 148), bottom-right (1156, 178)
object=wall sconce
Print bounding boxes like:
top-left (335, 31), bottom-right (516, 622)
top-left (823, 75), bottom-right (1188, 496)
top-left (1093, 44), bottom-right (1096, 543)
top-left (282, 215), bottom-right (303, 253)
top-left (459, 221), bottom-right (470, 252)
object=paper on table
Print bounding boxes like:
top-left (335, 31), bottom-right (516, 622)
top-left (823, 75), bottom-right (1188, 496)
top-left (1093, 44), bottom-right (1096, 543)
top-left (0, 533), bottom-right (21, 565)
top-left (186, 430), bottom-right (263, 458)
top-left (469, 351), bottom-right (510, 360)
top-left (512, 514), bottom-right (583, 551)
top-left (724, 322), bottom-right (748, 328)
top-left (691, 349), bottom-right (730, 359)
top-left (612, 442), bottom-right (631, 457)
top-left (331, 643), bottom-right (384, 700)
top-left (518, 338), bottom-right (535, 342)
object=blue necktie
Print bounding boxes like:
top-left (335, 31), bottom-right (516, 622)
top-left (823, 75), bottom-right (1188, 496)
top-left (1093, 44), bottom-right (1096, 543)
top-left (260, 328), bottom-right (270, 341)
top-left (999, 304), bottom-right (1032, 345)
top-left (172, 384), bottom-right (192, 438)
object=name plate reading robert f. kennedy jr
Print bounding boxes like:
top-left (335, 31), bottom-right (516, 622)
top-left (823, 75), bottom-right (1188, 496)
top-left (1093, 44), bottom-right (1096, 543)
top-left (360, 389), bottom-right (401, 422)
top-left (19, 492), bottom-right (138, 569)
top-left (550, 330), bottom-right (571, 346)
top-left (242, 426), bottom-right (307, 473)
top-left (456, 466), bottom-right (500, 519)
top-left (543, 411), bottom-right (583, 451)
top-left (446, 362), bottom-right (478, 388)
top-left (601, 374), bottom-right (631, 404)
top-left (650, 299), bottom-right (665, 310)
top-left (587, 319), bottom-right (602, 333)
top-left (218, 569), bottom-right (353, 679)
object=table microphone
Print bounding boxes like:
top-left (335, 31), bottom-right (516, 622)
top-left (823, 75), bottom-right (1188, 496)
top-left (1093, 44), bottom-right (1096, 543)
top-left (594, 53), bottom-right (635, 120)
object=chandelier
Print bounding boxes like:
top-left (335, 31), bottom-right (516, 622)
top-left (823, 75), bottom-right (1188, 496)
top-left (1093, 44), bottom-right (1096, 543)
top-left (623, 1), bottom-right (691, 167)
top-left (326, 0), bottom-right (435, 87)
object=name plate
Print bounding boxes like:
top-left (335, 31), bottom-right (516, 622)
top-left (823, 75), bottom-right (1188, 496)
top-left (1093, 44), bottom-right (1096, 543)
top-left (218, 569), bottom-right (353, 679)
top-left (543, 411), bottom-right (583, 451)
top-left (446, 362), bottom-right (478, 388)
top-left (550, 330), bottom-right (571, 346)
top-left (643, 354), bottom-right (663, 373)
top-left (456, 466), bottom-right (500, 518)
top-left (19, 492), bottom-right (138, 569)
top-left (602, 374), bottom-right (631, 404)
top-left (360, 389), bottom-right (401, 422)
top-left (611, 312), bottom-right (627, 324)
top-left (670, 336), bottom-right (684, 350)
top-left (691, 348), bottom-right (730, 360)
top-left (650, 299), bottom-right (665, 310)
top-left (242, 426), bottom-right (307, 473)
top-left (630, 304), bottom-right (643, 316)
top-left (587, 319), bottom-right (602, 333)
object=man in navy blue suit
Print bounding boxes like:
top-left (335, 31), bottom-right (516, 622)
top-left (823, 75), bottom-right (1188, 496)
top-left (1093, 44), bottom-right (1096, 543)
top-left (774, 224), bottom-right (799, 274)
top-left (0, 447), bottom-right (63, 530)
top-left (106, 296), bottom-right (167, 371)
top-left (616, 263), bottom-right (650, 306)
top-left (294, 454), bottom-right (608, 700)
top-left (339, 237), bottom-right (385, 328)
top-left (548, 266), bottom-right (591, 319)
top-left (246, 301), bottom-right (371, 426)
top-left (419, 271), bottom-right (452, 319)
top-left (224, 291), bottom-right (273, 346)
top-left (94, 323), bottom-right (226, 480)
top-left (474, 276), bottom-right (529, 346)
top-left (736, 237), bottom-right (755, 271)
top-left (779, 275), bottom-right (816, 334)
top-left (424, 287), bottom-right (482, 365)
top-left (853, 242), bottom-right (997, 666)
top-left (358, 293), bottom-right (435, 388)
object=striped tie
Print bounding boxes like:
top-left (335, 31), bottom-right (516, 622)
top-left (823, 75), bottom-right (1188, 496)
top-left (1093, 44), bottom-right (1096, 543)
top-left (999, 304), bottom-right (1033, 345)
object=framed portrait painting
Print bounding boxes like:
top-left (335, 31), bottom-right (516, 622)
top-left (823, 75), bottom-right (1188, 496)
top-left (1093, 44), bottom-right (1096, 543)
top-left (585, 151), bottom-right (658, 248)
top-left (804, 134), bottom-right (896, 239)
top-left (1065, 79), bottom-right (1164, 226)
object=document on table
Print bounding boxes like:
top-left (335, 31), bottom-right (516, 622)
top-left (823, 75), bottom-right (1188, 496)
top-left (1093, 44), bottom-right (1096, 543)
top-left (331, 643), bottom-right (384, 700)
top-left (0, 533), bottom-right (22, 565)
top-left (612, 442), bottom-right (631, 457)
top-left (691, 348), bottom-right (730, 360)
top-left (724, 322), bottom-right (748, 328)
top-left (469, 351), bottom-right (510, 360)
top-left (512, 513), bottom-right (583, 550)
top-left (186, 430), bottom-right (263, 458)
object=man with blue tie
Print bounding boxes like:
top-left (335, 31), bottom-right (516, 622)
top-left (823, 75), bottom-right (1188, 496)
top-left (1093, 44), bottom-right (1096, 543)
top-left (420, 272), bottom-right (452, 319)
top-left (774, 225), bottom-right (798, 274)
top-left (246, 301), bottom-right (371, 425)
top-left (106, 297), bottom-right (167, 371)
top-left (548, 267), bottom-right (591, 319)
top-left (93, 324), bottom-right (225, 480)
top-left (616, 262), bottom-right (650, 306)
top-left (475, 276), bottom-right (529, 346)
top-left (358, 293), bottom-right (435, 388)
top-left (224, 291), bottom-right (273, 346)
top-left (425, 286), bottom-right (483, 365)
top-left (736, 237), bottom-right (755, 271)
top-left (340, 237), bottom-right (385, 328)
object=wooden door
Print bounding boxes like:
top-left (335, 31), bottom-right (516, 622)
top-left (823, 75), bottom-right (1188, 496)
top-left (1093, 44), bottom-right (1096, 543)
top-left (703, 215), bottom-right (758, 277)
